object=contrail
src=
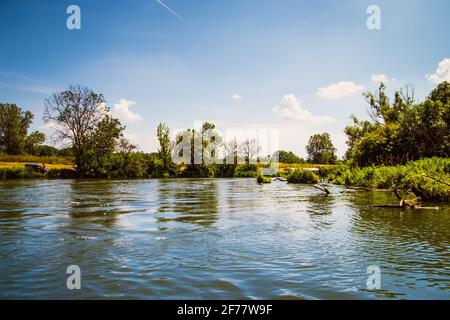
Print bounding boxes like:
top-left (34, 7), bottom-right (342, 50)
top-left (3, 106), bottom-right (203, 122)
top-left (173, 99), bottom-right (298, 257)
top-left (155, 0), bottom-right (183, 21)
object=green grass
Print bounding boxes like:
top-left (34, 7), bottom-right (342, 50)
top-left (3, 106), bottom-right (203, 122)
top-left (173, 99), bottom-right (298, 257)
top-left (0, 167), bottom-right (77, 180)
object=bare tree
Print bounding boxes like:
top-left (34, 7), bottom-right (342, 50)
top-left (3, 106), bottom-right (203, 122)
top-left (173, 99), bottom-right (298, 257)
top-left (43, 85), bottom-right (109, 169)
top-left (225, 137), bottom-right (239, 165)
top-left (116, 137), bottom-right (137, 153)
top-left (239, 138), bottom-right (260, 165)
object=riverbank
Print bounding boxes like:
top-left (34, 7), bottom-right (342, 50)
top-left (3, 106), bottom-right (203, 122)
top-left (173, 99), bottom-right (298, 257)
top-left (2, 157), bottom-right (449, 203)
top-left (327, 157), bottom-right (450, 202)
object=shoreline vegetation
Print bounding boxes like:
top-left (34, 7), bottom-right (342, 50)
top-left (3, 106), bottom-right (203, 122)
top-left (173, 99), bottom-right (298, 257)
top-left (1, 82), bottom-right (450, 203)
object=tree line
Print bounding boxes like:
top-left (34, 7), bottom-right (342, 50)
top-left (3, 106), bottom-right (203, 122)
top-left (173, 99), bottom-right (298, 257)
top-left (1, 81), bottom-right (449, 178)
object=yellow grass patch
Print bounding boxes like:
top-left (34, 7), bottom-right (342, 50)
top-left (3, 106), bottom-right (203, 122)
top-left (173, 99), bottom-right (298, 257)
top-left (0, 162), bottom-right (74, 170)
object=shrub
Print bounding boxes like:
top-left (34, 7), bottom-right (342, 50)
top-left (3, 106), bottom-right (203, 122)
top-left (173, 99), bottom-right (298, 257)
top-left (287, 169), bottom-right (319, 184)
top-left (235, 164), bottom-right (258, 178)
top-left (330, 157), bottom-right (450, 202)
top-left (256, 174), bottom-right (271, 184)
top-left (214, 164), bottom-right (236, 178)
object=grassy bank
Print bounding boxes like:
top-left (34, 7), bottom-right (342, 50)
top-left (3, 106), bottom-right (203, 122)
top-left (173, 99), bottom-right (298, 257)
top-left (0, 167), bottom-right (77, 180)
top-left (0, 154), bottom-right (72, 165)
top-left (329, 158), bottom-right (450, 202)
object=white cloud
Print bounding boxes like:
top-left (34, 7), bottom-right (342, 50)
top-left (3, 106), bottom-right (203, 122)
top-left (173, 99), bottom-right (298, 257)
top-left (371, 74), bottom-right (396, 84)
top-left (43, 122), bottom-right (64, 131)
top-left (112, 99), bottom-right (143, 122)
top-left (317, 81), bottom-right (364, 100)
top-left (272, 94), bottom-right (335, 124)
top-left (232, 94), bottom-right (243, 102)
top-left (426, 58), bottom-right (450, 84)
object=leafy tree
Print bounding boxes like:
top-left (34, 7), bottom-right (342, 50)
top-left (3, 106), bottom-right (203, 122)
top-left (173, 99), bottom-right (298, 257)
top-left (23, 131), bottom-right (46, 155)
top-left (78, 115), bottom-right (124, 176)
top-left (157, 123), bottom-right (175, 173)
top-left (0, 103), bottom-right (44, 154)
top-left (345, 82), bottom-right (450, 166)
top-left (44, 85), bottom-right (123, 175)
top-left (273, 150), bottom-right (304, 164)
top-left (306, 133), bottom-right (337, 164)
top-left (428, 81), bottom-right (450, 105)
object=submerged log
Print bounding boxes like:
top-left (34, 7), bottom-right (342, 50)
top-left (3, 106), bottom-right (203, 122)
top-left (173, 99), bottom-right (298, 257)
top-left (393, 189), bottom-right (422, 208)
top-left (311, 185), bottom-right (331, 195)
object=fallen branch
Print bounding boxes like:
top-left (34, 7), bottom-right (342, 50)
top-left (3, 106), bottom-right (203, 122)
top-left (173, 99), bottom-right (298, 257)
top-left (392, 189), bottom-right (422, 208)
top-left (311, 185), bottom-right (331, 195)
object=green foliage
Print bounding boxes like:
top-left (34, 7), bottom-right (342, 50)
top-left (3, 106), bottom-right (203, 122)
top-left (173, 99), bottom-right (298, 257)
top-left (0, 167), bottom-right (76, 180)
top-left (256, 174), bottom-right (271, 184)
top-left (76, 115), bottom-right (125, 177)
top-left (287, 169), bottom-right (320, 184)
top-left (330, 158), bottom-right (450, 202)
top-left (273, 150), bottom-right (305, 164)
top-left (157, 123), bottom-right (175, 174)
top-left (235, 164), bottom-right (258, 178)
top-left (345, 82), bottom-right (450, 166)
top-left (0, 103), bottom-right (45, 154)
top-left (306, 133), bottom-right (337, 164)
top-left (213, 164), bottom-right (237, 178)
top-left (181, 164), bottom-right (215, 178)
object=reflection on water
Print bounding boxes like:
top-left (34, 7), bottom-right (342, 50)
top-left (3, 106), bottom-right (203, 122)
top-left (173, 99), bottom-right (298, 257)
top-left (0, 179), bottom-right (449, 299)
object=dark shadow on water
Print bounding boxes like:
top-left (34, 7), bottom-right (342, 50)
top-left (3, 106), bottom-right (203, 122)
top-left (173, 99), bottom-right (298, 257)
top-left (66, 180), bottom-right (123, 229)
top-left (155, 179), bottom-right (219, 227)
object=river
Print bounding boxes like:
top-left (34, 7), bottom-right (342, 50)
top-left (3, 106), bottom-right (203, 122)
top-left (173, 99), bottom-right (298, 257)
top-left (0, 179), bottom-right (449, 299)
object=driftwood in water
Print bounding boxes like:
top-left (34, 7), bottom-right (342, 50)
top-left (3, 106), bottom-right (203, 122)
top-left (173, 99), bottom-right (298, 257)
top-left (273, 177), bottom-right (287, 182)
top-left (311, 185), bottom-right (331, 195)
top-left (344, 185), bottom-right (373, 191)
top-left (392, 189), bottom-right (422, 208)
top-left (368, 189), bottom-right (440, 209)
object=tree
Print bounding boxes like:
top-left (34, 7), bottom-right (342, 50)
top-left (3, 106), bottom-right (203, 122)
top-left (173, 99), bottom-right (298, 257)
top-left (273, 150), bottom-right (304, 164)
top-left (306, 133), bottom-right (337, 164)
top-left (23, 131), bottom-right (46, 154)
top-left (157, 123), bottom-right (174, 172)
top-left (43, 85), bottom-right (123, 174)
top-left (239, 138), bottom-right (260, 164)
top-left (0, 103), bottom-right (44, 154)
top-left (345, 82), bottom-right (450, 166)
top-left (116, 137), bottom-right (137, 153)
top-left (428, 81), bottom-right (450, 105)
top-left (225, 137), bottom-right (239, 165)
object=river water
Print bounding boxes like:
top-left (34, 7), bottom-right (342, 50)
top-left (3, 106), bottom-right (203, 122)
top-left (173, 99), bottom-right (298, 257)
top-left (0, 178), bottom-right (449, 299)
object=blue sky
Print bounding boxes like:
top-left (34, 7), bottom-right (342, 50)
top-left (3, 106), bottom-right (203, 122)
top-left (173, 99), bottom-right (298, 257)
top-left (1, 0), bottom-right (450, 157)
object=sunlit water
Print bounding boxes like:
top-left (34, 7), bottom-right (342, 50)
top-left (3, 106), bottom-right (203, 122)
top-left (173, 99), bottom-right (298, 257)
top-left (0, 179), bottom-right (449, 299)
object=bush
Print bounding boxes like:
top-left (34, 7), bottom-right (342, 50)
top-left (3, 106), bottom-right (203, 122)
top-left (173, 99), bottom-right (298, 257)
top-left (287, 169), bottom-right (320, 184)
top-left (180, 164), bottom-right (214, 178)
top-left (256, 174), bottom-right (272, 184)
top-left (213, 164), bottom-right (236, 178)
top-left (330, 157), bottom-right (450, 202)
top-left (235, 164), bottom-right (259, 178)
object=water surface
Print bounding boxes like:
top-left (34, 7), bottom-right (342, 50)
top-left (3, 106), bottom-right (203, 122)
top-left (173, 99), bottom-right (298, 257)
top-left (0, 179), bottom-right (449, 299)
